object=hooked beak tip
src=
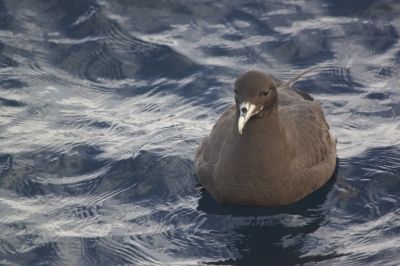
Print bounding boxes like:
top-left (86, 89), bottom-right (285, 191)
top-left (238, 115), bottom-right (246, 135)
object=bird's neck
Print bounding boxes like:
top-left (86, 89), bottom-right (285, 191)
top-left (231, 107), bottom-right (291, 166)
top-left (239, 106), bottom-right (285, 138)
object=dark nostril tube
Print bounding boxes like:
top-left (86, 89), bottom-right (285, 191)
top-left (241, 107), bottom-right (247, 114)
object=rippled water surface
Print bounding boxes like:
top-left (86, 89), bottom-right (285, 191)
top-left (1, 0), bottom-right (400, 265)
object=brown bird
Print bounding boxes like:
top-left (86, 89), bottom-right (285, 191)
top-left (195, 68), bottom-right (337, 207)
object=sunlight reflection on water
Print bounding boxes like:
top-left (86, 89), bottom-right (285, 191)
top-left (0, 0), bottom-right (400, 265)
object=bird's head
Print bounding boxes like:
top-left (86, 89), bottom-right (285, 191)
top-left (234, 71), bottom-right (278, 134)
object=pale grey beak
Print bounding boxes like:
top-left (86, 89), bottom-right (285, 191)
top-left (238, 102), bottom-right (261, 134)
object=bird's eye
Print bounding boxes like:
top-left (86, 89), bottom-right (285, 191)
top-left (261, 90), bottom-right (269, 96)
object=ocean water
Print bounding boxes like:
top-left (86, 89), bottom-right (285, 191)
top-left (0, 0), bottom-right (399, 265)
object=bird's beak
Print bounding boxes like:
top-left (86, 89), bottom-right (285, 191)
top-left (238, 102), bottom-right (262, 134)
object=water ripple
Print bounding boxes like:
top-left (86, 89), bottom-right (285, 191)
top-left (1, 0), bottom-right (400, 265)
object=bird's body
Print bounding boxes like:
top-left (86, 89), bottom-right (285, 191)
top-left (195, 71), bottom-right (336, 207)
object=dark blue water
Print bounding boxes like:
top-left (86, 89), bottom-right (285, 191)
top-left (0, 1), bottom-right (399, 265)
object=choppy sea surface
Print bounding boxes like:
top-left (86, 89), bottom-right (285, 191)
top-left (0, 1), bottom-right (399, 265)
